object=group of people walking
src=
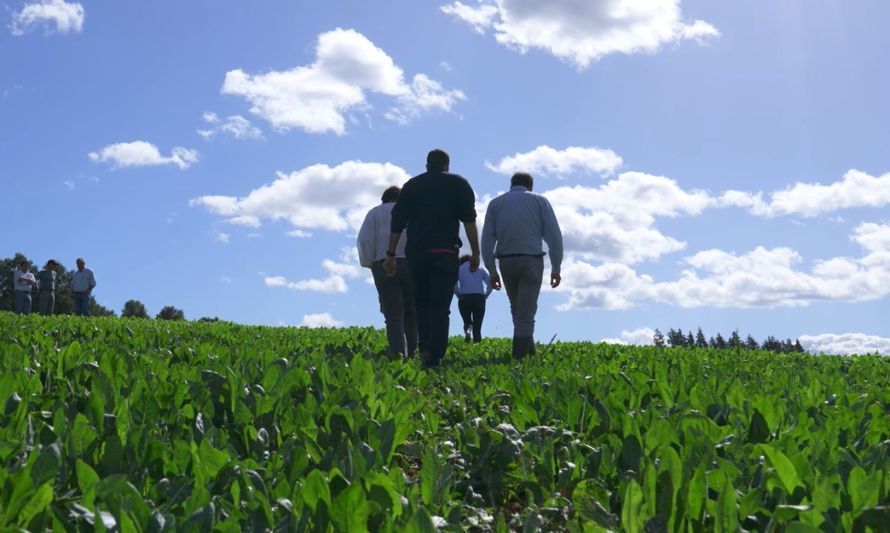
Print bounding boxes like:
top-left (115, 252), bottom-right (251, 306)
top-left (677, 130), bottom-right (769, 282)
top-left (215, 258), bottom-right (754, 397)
top-left (357, 149), bottom-right (563, 369)
top-left (11, 257), bottom-right (97, 316)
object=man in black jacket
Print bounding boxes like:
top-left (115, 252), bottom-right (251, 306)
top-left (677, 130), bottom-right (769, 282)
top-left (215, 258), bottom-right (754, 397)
top-left (385, 149), bottom-right (480, 369)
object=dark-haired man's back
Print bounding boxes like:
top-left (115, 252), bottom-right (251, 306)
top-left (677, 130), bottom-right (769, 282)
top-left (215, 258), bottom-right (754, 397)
top-left (387, 153), bottom-right (480, 369)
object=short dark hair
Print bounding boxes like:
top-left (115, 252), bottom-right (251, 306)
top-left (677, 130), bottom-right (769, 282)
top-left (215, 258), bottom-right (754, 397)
top-left (426, 149), bottom-right (450, 171)
top-left (381, 186), bottom-right (401, 203)
top-left (511, 172), bottom-right (534, 190)
top-left (459, 254), bottom-right (472, 264)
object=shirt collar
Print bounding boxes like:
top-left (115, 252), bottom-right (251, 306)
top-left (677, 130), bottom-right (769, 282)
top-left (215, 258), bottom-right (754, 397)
top-left (510, 185), bottom-right (530, 192)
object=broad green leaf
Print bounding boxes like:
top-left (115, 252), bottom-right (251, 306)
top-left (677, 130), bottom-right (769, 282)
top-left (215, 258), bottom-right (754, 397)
top-left (302, 469), bottom-right (331, 513)
top-left (746, 409), bottom-right (770, 443)
top-left (17, 482), bottom-right (53, 527)
top-left (330, 482), bottom-right (370, 533)
top-left (715, 478), bottom-right (738, 533)
top-left (76, 459), bottom-right (100, 508)
top-left (761, 445), bottom-right (805, 494)
top-left (621, 480), bottom-right (644, 533)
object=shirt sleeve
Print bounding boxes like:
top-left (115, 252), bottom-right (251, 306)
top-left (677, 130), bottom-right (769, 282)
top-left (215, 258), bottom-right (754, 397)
top-left (390, 182), bottom-right (411, 234)
top-left (457, 177), bottom-right (476, 223)
top-left (540, 197), bottom-right (563, 275)
top-left (481, 268), bottom-right (493, 297)
top-left (356, 208), bottom-right (376, 268)
top-left (481, 201), bottom-right (497, 275)
top-left (90, 271), bottom-right (96, 289)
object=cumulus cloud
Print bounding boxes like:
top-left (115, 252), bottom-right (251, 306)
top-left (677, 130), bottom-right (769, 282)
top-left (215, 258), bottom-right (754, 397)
top-left (557, 223), bottom-right (890, 310)
top-left (190, 160), bottom-right (410, 232)
top-left (264, 250), bottom-right (365, 294)
top-left (222, 28), bottom-right (465, 134)
top-left (601, 327), bottom-right (656, 345)
top-left (798, 333), bottom-right (889, 356)
top-left (11, 0), bottom-right (83, 36)
top-left (544, 171), bottom-right (713, 264)
top-left (300, 313), bottom-right (342, 328)
top-left (89, 141), bottom-right (199, 170)
top-left (215, 232), bottom-right (230, 244)
top-left (198, 112), bottom-right (263, 140)
top-left (441, 0), bottom-right (718, 68)
top-left (722, 170), bottom-right (890, 218)
top-left (486, 145), bottom-right (622, 178)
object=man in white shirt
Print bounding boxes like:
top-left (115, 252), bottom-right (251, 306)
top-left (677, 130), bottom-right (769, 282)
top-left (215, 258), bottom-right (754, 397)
top-left (71, 257), bottom-right (97, 317)
top-left (357, 186), bottom-right (418, 357)
top-left (13, 260), bottom-right (39, 315)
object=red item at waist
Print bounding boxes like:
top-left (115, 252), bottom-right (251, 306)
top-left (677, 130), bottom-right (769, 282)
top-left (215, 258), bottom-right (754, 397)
top-left (428, 247), bottom-right (459, 254)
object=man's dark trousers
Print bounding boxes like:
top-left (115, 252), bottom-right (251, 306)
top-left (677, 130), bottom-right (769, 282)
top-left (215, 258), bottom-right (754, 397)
top-left (458, 294), bottom-right (486, 343)
top-left (408, 251), bottom-right (459, 366)
top-left (370, 259), bottom-right (418, 357)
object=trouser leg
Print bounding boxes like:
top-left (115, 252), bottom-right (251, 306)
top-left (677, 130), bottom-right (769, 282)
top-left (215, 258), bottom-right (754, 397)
top-left (458, 297), bottom-right (473, 332)
top-left (371, 261), bottom-right (408, 356)
top-left (499, 256), bottom-right (544, 357)
top-left (428, 254), bottom-right (459, 363)
top-left (399, 261), bottom-right (418, 357)
top-left (15, 292), bottom-right (31, 315)
top-left (471, 295), bottom-right (485, 342)
top-left (408, 254), bottom-right (432, 358)
top-left (38, 292), bottom-right (54, 315)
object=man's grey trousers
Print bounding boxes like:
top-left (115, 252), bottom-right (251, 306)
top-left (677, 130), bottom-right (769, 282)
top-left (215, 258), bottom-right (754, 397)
top-left (499, 255), bottom-right (544, 339)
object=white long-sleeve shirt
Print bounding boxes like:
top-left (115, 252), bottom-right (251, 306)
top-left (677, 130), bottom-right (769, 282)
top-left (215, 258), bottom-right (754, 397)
top-left (356, 202), bottom-right (407, 267)
top-left (13, 270), bottom-right (37, 292)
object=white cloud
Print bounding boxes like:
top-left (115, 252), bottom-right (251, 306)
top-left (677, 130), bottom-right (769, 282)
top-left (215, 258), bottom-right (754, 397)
top-left (544, 171), bottom-right (713, 264)
top-left (486, 145), bottom-right (622, 178)
top-left (722, 170), bottom-right (890, 218)
top-left (221, 276), bottom-right (233, 284)
top-left (264, 274), bottom-right (347, 293)
top-left (601, 327), bottom-right (655, 346)
top-left (441, 0), bottom-right (719, 68)
top-left (89, 141), bottom-right (199, 170)
top-left (799, 333), bottom-right (890, 356)
top-left (225, 216), bottom-right (261, 228)
top-left (11, 0), bottom-right (83, 36)
top-left (198, 113), bottom-right (263, 140)
top-left (215, 232), bottom-right (230, 244)
top-left (557, 223), bottom-right (890, 310)
top-left (190, 160), bottom-right (411, 232)
top-left (63, 179), bottom-right (75, 190)
top-left (287, 229), bottom-right (313, 239)
top-left (222, 28), bottom-right (464, 134)
top-left (300, 313), bottom-right (342, 328)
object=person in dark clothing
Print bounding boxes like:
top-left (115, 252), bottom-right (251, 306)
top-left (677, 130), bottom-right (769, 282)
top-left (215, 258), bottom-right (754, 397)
top-left (385, 149), bottom-right (481, 369)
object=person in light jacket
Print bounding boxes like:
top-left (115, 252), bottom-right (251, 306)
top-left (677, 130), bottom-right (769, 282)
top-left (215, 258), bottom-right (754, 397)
top-left (13, 260), bottom-right (38, 315)
top-left (71, 258), bottom-right (97, 316)
top-left (454, 255), bottom-right (493, 343)
top-left (482, 172), bottom-right (563, 359)
top-left (357, 186), bottom-right (418, 357)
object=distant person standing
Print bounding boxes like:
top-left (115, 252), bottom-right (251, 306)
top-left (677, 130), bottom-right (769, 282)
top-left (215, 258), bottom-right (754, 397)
top-left (454, 255), bottom-right (493, 343)
top-left (385, 149), bottom-right (480, 369)
top-left (37, 259), bottom-right (58, 315)
top-left (71, 257), bottom-right (97, 316)
top-left (357, 186), bottom-right (418, 358)
top-left (482, 172), bottom-right (563, 360)
top-left (13, 260), bottom-right (38, 315)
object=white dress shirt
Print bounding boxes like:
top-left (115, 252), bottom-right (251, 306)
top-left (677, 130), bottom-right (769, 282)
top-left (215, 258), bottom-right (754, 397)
top-left (357, 202), bottom-right (407, 267)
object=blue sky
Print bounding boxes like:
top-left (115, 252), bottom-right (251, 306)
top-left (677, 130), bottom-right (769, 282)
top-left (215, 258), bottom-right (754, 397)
top-left (3, 0), bottom-right (889, 354)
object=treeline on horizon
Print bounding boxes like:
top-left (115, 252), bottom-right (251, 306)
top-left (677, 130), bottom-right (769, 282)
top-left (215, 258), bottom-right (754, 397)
top-left (653, 327), bottom-right (806, 353)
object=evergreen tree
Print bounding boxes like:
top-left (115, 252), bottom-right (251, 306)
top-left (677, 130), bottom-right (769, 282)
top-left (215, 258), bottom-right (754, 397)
top-left (761, 336), bottom-right (782, 352)
top-left (653, 329), bottom-right (665, 347)
top-left (794, 339), bottom-right (805, 353)
top-left (745, 334), bottom-right (759, 350)
top-left (709, 336), bottom-right (717, 348)
top-left (729, 330), bottom-right (742, 348)
top-left (686, 331), bottom-right (695, 347)
top-left (714, 333), bottom-right (727, 349)
top-left (695, 328), bottom-right (707, 348)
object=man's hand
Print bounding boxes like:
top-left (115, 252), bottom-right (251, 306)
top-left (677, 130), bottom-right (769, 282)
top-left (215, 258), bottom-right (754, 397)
top-left (551, 272), bottom-right (561, 288)
top-left (469, 253), bottom-right (480, 273)
top-left (383, 257), bottom-right (397, 277)
top-left (490, 273), bottom-right (502, 290)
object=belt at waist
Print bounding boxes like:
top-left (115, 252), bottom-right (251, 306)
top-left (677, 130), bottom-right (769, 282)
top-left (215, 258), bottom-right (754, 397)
top-left (497, 253), bottom-right (544, 259)
top-left (15, 290), bottom-right (32, 293)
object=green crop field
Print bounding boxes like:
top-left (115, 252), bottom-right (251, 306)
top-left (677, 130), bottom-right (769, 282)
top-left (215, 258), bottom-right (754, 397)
top-left (0, 314), bottom-right (887, 531)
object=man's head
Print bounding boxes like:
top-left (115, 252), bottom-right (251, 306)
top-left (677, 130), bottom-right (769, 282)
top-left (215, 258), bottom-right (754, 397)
top-left (381, 186), bottom-right (401, 204)
top-left (76, 258), bottom-right (85, 270)
top-left (511, 172), bottom-right (534, 191)
top-left (44, 260), bottom-right (57, 270)
top-left (426, 149), bottom-right (450, 172)
top-left (18, 260), bottom-right (29, 271)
